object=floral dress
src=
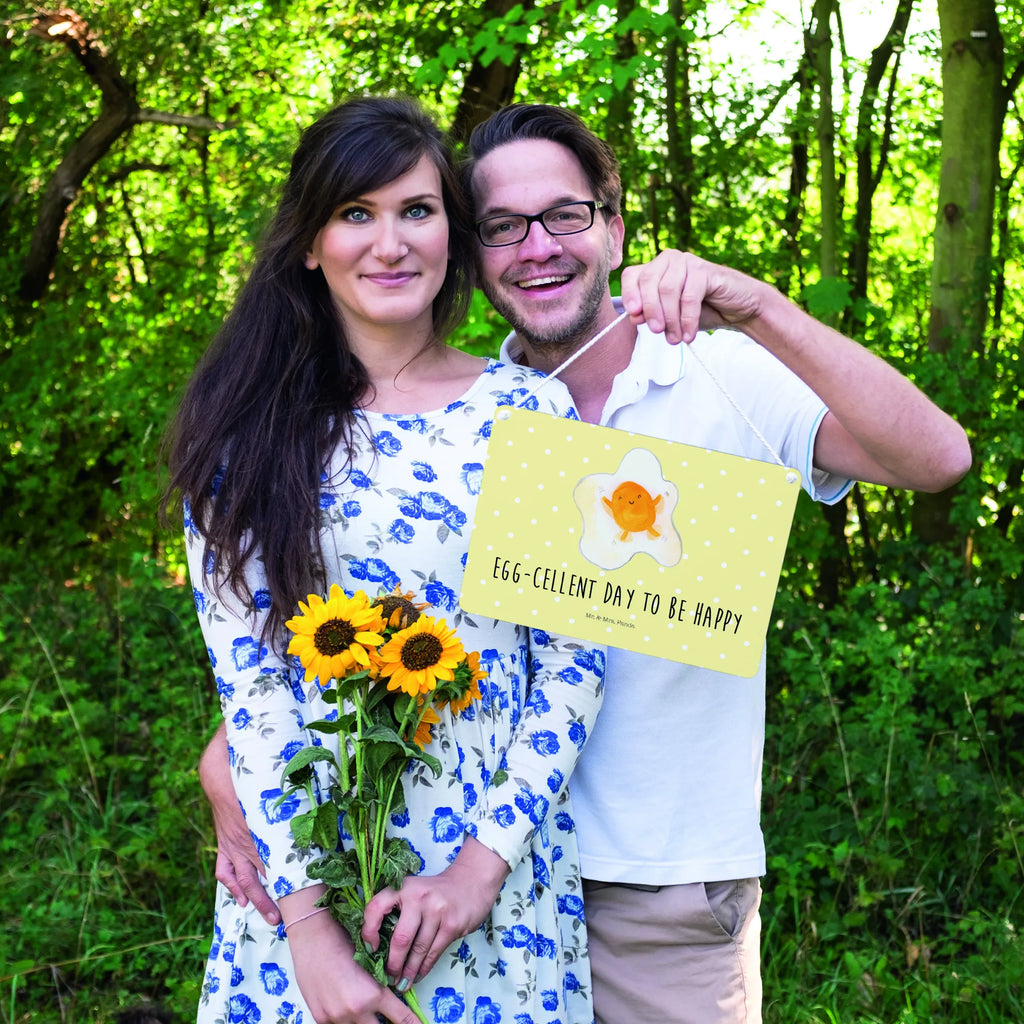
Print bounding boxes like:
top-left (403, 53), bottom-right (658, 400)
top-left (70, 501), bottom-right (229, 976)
top-left (188, 360), bottom-right (605, 1024)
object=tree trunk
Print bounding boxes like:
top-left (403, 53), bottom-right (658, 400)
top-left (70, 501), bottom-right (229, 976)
top-left (449, 0), bottom-right (533, 145)
top-left (914, 0), bottom-right (1004, 546)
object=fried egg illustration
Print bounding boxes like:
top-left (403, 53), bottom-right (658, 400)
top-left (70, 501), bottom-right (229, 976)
top-left (574, 448), bottom-right (682, 570)
top-left (603, 481), bottom-right (663, 541)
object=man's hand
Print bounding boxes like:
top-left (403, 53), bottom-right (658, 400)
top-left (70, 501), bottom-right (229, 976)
top-left (199, 723), bottom-right (282, 926)
top-left (620, 249), bottom-right (763, 345)
top-left (361, 836), bottom-right (510, 991)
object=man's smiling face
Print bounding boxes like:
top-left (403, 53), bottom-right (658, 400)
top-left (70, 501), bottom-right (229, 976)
top-left (470, 138), bottom-right (624, 354)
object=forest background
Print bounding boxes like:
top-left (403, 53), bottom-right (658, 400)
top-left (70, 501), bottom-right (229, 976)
top-left (1, 0), bottom-right (1022, 1021)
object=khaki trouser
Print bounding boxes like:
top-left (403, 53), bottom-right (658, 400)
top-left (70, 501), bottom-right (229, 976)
top-left (582, 878), bottom-right (762, 1024)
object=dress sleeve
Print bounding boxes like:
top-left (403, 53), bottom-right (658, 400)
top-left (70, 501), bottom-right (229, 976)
top-left (467, 631), bottom-right (606, 870)
top-left (185, 504), bottom-right (326, 897)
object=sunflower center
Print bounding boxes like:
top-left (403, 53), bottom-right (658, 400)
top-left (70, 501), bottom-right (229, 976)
top-left (400, 634), bottom-right (444, 671)
top-left (314, 618), bottom-right (357, 655)
top-left (376, 595), bottom-right (422, 629)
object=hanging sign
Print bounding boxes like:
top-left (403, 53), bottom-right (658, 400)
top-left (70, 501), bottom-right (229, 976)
top-left (461, 407), bottom-right (801, 677)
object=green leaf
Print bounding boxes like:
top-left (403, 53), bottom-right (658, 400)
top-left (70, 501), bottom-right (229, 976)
top-left (289, 809), bottom-right (317, 848)
top-left (281, 744), bottom-right (337, 787)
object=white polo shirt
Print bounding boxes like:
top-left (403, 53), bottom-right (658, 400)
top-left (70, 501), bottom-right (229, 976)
top-left (500, 308), bottom-right (851, 885)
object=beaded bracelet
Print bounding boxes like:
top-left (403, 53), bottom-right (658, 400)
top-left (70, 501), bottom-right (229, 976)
top-left (283, 906), bottom-right (328, 932)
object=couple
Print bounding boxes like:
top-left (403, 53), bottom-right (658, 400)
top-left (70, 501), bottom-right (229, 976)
top-left (170, 98), bottom-right (970, 1024)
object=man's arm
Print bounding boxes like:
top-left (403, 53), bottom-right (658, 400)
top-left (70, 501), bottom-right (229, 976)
top-left (621, 251), bottom-right (971, 492)
top-left (198, 722), bottom-right (282, 925)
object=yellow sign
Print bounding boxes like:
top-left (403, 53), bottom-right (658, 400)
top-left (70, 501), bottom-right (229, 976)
top-left (461, 408), bottom-right (801, 677)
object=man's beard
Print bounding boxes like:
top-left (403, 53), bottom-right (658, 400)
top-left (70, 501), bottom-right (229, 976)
top-left (481, 258), bottom-right (611, 359)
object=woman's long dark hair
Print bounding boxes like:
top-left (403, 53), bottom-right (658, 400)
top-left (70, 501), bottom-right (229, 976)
top-left (163, 97), bottom-right (475, 643)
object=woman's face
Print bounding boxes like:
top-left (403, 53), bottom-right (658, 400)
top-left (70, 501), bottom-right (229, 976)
top-left (305, 155), bottom-right (450, 339)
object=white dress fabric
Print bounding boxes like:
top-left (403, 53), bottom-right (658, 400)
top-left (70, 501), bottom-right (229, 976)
top-left (188, 360), bottom-right (604, 1024)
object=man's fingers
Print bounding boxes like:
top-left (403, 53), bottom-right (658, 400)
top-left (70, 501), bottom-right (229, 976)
top-left (215, 852), bottom-right (247, 905)
top-left (393, 917), bottom-right (440, 991)
top-left (362, 888), bottom-right (400, 951)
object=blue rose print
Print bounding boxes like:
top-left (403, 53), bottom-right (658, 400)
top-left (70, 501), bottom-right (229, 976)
top-left (221, 941), bottom-right (237, 964)
top-left (412, 461), bottom-right (437, 482)
top-left (460, 463), bottom-right (484, 495)
top-left (531, 629), bottom-right (551, 647)
top-left (531, 852), bottom-right (551, 890)
top-left (194, 587), bottom-right (207, 613)
top-left (477, 420), bottom-right (493, 441)
top-left (473, 996), bottom-right (502, 1024)
top-left (554, 811), bottom-right (574, 832)
top-left (573, 647), bottom-right (605, 675)
top-left (253, 589), bottom-right (272, 610)
top-left (528, 730), bottom-right (560, 756)
top-left (568, 721), bottom-right (586, 750)
top-left (341, 499), bottom-right (362, 517)
top-left (419, 491), bottom-right (448, 520)
top-left (227, 994), bottom-right (261, 1023)
top-left (273, 876), bottom-right (293, 897)
top-left (545, 769), bottom-right (564, 794)
top-left (558, 666), bottom-right (583, 685)
top-left (563, 971), bottom-right (581, 993)
top-left (259, 963), bottom-right (289, 996)
top-left (515, 788), bottom-right (549, 826)
top-left (395, 415), bottom-right (429, 434)
top-left (424, 579), bottom-right (458, 611)
top-left (279, 739), bottom-right (304, 762)
top-left (557, 893), bottom-right (585, 921)
top-left (259, 788), bottom-right (299, 824)
top-left (232, 708), bottom-right (251, 730)
top-left (231, 636), bottom-right (265, 671)
top-left (525, 689), bottom-right (551, 715)
top-left (534, 934), bottom-right (557, 959)
top-left (230, 966), bottom-right (244, 987)
top-left (319, 492), bottom-right (336, 509)
top-left (443, 502), bottom-right (467, 530)
top-left (541, 990), bottom-right (558, 1011)
top-left (493, 804), bottom-right (516, 828)
top-left (348, 469), bottom-right (374, 489)
top-left (501, 924), bottom-right (535, 951)
top-left (430, 807), bottom-right (464, 843)
top-left (374, 431), bottom-right (402, 456)
top-left (389, 519), bottom-right (415, 544)
top-left (432, 987), bottom-right (466, 1023)
top-left (346, 557), bottom-right (399, 590)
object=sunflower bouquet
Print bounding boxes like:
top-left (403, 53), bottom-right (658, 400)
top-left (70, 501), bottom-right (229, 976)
top-left (278, 583), bottom-right (485, 1019)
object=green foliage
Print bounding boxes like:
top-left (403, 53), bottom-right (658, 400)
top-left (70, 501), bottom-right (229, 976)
top-left (0, 557), bottom-right (215, 1022)
top-left (762, 542), bottom-right (1024, 1022)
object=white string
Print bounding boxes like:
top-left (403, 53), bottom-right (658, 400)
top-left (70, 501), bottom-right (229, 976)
top-left (512, 312), bottom-right (793, 476)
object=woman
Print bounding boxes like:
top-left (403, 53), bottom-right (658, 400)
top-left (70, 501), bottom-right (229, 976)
top-left (164, 97), bottom-right (605, 1024)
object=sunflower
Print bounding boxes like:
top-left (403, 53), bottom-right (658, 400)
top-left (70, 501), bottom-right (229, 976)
top-left (376, 616), bottom-right (465, 697)
top-left (372, 585), bottom-right (428, 630)
top-left (410, 702), bottom-right (441, 750)
top-left (286, 585), bottom-right (386, 684)
top-left (447, 650), bottom-right (486, 715)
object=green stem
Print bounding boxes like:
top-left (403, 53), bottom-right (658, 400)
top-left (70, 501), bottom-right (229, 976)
top-left (402, 985), bottom-right (430, 1024)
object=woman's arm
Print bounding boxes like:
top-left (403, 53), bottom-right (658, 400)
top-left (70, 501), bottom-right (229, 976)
top-left (364, 630), bottom-right (606, 989)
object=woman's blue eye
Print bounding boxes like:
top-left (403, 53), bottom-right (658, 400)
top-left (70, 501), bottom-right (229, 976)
top-left (340, 207), bottom-right (370, 222)
top-left (406, 204), bottom-right (433, 219)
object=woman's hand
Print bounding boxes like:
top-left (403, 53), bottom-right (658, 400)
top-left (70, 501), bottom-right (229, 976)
top-left (361, 836), bottom-right (510, 992)
top-left (283, 898), bottom-right (421, 1024)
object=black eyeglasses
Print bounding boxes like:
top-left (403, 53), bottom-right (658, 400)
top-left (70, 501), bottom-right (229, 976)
top-left (475, 200), bottom-right (607, 247)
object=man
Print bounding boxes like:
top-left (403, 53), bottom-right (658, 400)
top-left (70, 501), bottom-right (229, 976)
top-left (202, 105), bottom-right (970, 1023)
